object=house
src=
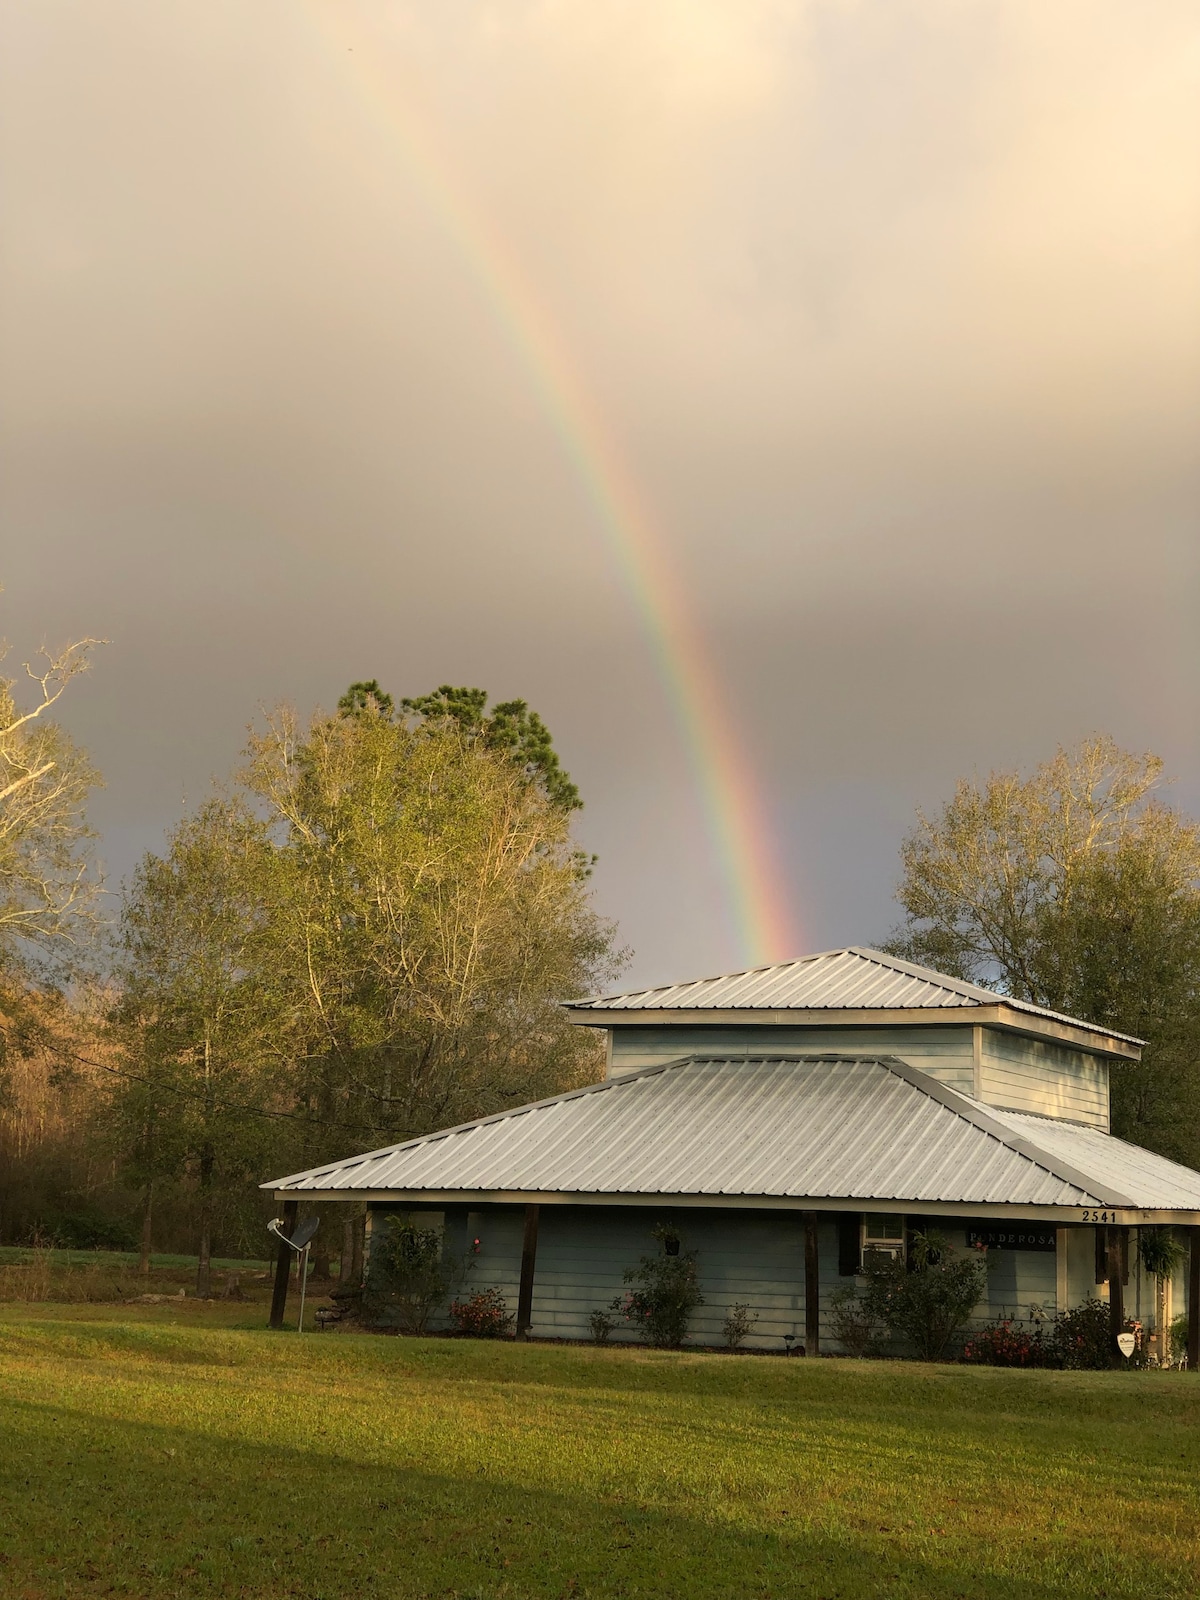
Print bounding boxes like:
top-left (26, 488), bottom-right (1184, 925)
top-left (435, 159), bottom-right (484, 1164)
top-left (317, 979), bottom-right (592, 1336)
top-left (263, 947), bottom-right (1200, 1360)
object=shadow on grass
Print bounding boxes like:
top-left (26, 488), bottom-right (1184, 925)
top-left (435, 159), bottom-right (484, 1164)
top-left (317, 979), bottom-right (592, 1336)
top-left (0, 1391), bottom-right (1192, 1600)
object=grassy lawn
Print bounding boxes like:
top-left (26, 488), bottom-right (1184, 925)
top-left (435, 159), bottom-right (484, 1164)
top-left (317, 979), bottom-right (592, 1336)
top-left (2, 1306), bottom-right (1199, 1599)
top-left (0, 1249), bottom-right (277, 1307)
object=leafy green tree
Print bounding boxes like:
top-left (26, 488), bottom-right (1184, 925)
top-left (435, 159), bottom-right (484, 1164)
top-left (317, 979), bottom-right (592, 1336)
top-left (887, 736), bottom-right (1200, 1160)
top-left (337, 680), bottom-right (394, 719)
top-left (106, 799), bottom-right (285, 1294)
top-left (243, 693), bottom-right (618, 1169)
top-left (399, 685), bottom-right (582, 813)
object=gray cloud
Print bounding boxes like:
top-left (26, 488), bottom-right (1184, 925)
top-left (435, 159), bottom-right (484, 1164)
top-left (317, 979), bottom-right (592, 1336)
top-left (3, 0), bottom-right (1198, 985)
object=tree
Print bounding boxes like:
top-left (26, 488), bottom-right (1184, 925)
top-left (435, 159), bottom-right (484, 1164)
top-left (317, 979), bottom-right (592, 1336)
top-left (887, 736), bottom-right (1200, 1160)
top-left (242, 691), bottom-right (618, 1170)
top-left (0, 611), bottom-right (107, 1242)
top-left (0, 629), bottom-right (104, 1007)
top-left (107, 799), bottom-right (285, 1294)
top-left (398, 685), bottom-right (582, 813)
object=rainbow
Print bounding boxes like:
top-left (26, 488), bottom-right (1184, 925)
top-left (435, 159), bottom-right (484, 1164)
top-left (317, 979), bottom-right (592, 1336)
top-left (299, 5), bottom-right (799, 965)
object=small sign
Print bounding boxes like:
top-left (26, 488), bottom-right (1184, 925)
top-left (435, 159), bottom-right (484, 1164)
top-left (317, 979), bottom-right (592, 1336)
top-left (966, 1226), bottom-right (1056, 1253)
top-left (1116, 1333), bottom-right (1136, 1359)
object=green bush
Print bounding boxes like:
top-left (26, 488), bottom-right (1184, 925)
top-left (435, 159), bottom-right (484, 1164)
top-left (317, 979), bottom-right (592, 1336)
top-left (828, 1285), bottom-right (884, 1357)
top-left (862, 1231), bottom-right (989, 1361)
top-left (613, 1225), bottom-right (704, 1349)
top-left (589, 1309), bottom-right (615, 1345)
top-left (366, 1218), bottom-right (474, 1333)
top-left (722, 1302), bottom-right (758, 1350)
top-left (1170, 1313), bottom-right (1189, 1364)
top-left (39, 1213), bottom-right (137, 1252)
top-left (1048, 1298), bottom-right (1148, 1370)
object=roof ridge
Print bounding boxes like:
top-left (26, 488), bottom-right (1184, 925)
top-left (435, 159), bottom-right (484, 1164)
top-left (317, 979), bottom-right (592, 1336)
top-left (842, 946), bottom-right (1005, 1003)
top-left (573, 947), bottom-right (849, 1006)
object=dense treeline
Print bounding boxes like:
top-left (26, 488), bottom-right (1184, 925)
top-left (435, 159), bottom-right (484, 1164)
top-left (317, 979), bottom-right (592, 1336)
top-left (1, 636), bottom-right (619, 1272)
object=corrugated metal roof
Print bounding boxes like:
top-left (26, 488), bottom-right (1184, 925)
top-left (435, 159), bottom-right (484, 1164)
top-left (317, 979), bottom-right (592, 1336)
top-left (264, 1053), bottom-right (1192, 1210)
top-left (569, 946), bottom-right (1144, 1045)
top-left (975, 1105), bottom-right (1200, 1211)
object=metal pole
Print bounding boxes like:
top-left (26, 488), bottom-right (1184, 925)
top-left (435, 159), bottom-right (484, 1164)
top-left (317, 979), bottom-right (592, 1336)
top-left (297, 1244), bottom-right (310, 1333)
top-left (1107, 1226), bottom-right (1125, 1368)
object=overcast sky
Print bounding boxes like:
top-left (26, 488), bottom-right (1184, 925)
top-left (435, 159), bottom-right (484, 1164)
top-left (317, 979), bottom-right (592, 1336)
top-left (3, 1), bottom-right (1198, 988)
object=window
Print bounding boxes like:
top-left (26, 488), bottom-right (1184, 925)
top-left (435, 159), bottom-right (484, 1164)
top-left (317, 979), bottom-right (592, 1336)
top-left (862, 1214), bottom-right (906, 1266)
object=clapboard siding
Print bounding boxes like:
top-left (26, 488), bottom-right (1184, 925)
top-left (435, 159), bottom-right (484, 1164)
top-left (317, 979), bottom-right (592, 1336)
top-left (368, 1202), bottom-right (847, 1349)
top-left (608, 1024), bottom-right (976, 1093)
top-left (364, 1203), bottom-right (1143, 1349)
top-left (529, 1206), bottom-right (821, 1348)
top-left (978, 1029), bottom-right (1108, 1129)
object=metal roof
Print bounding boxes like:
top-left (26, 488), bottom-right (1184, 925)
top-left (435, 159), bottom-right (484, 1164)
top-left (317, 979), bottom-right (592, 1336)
top-left (264, 1054), bottom-right (1195, 1211)
top-left (973, 1105), bottom-right (1200, 1212)
top-left (568, 946), bottom-right (1145, 1046)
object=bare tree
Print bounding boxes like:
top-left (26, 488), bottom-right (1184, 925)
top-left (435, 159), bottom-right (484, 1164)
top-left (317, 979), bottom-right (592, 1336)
top-left (0, 626), bottom-right (106, 984)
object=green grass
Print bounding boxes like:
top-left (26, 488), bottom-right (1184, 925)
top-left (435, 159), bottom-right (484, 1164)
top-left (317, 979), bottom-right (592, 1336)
top-left (2, 1306), bottom-right (1199, 1599)
top-left (0, 1247), bottom-right (270, 1271)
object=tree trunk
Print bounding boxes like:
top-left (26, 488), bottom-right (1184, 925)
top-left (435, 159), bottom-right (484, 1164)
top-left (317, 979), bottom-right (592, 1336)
top-left (196, 1144), bottom-right (214, 1299)
top-left (196, 1030), bottom-right (214, 1299)
top-left (139, 1184), bottom-right (153, 1278)
top-left (312, 1228), bottom-right (331, 1282)
top-left (339, 1214), bottom-right (355, 1285)
top-left (351, 1211), bottom-right (365, 1286)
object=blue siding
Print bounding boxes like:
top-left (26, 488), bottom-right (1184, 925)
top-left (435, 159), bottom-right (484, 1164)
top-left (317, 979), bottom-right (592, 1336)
top-left (978, 1029), bottom-right (1109, 1129)
top-left (608, 1024), bottom-right (976, 1094)
top-left (366, 1202), bottom-right (1157, 1352)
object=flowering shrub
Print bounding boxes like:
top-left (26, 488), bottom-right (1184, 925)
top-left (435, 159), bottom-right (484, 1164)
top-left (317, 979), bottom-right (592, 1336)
top-left (1050, 1299), bottom-right (1148, 1369)
top-left (612, 1225), bottom-right (704, 1349)
top-left (962, 1320), bottom-right (1051, 1367)
top-left (366, 1220), bottom-right (481, 1333)
top-left (722, 1302), bottom-right (759, 1350)
top-left (449, 1287), bottom-right (513, 1339)
top-left (963, 1302), bottom-right (1148, 1369)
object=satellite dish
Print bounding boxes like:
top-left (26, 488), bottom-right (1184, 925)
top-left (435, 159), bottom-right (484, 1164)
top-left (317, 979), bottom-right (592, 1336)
top-left (267, 1215), bottom-right (319, 1250)
top-left (1117, 1332), bottom-right (1136, 1359)
top-left (291, 1216), bottom-right (320, 1250)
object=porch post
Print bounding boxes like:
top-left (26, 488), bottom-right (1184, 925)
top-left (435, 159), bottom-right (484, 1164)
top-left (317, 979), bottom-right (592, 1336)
top-left (268, 1199), bottom-right (298, 1330)
top-left (515, 1204), bottom-right (540, 1341)
top-left (1055, 1228), bottom-right (1069, 1313)
top-left (804, 1211), bottom-right (820, 1357)
top-left (1106, 1226), bottom-right (1125, 1367)
top-left (1188, 1227), bottom-right (1200, 1372)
